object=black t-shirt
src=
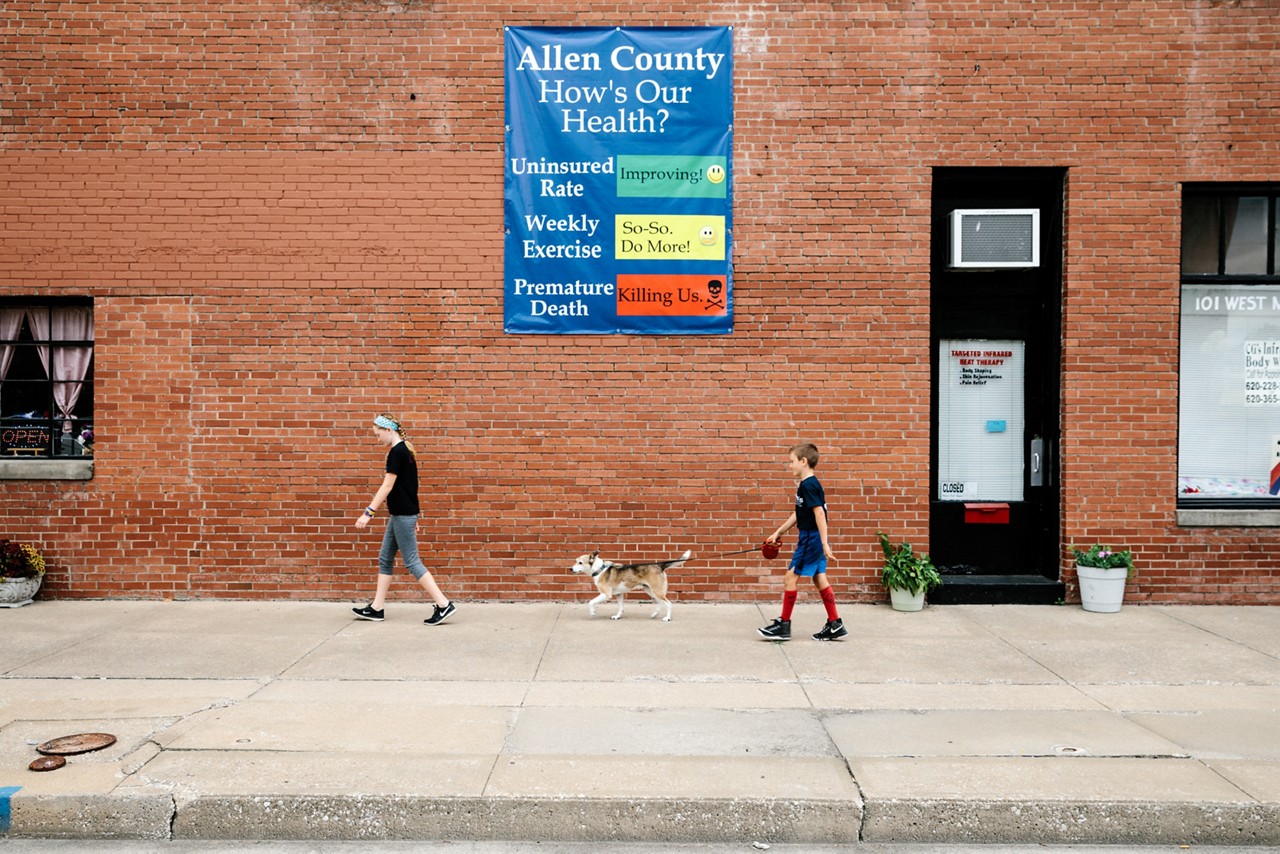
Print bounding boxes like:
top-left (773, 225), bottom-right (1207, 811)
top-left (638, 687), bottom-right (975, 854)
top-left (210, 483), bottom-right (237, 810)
top-left (794, 475), bottom-right (826, 531)
top-left (385, 441), bottom-right (420, 516)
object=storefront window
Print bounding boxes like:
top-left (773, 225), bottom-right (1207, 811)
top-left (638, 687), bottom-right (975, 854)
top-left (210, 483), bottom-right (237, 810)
top-left (1179, 187), bottom-right (1279, 503)
top-left (0, 300), bottom-right (94, 460)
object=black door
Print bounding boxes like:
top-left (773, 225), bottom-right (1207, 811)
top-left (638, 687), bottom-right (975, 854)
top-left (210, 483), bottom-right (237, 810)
top-left (929, 168), bottom-right (1064, 604)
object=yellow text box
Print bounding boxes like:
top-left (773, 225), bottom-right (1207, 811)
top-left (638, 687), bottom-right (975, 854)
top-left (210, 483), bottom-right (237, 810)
top-left (615, 215), bottom-right (725, 261)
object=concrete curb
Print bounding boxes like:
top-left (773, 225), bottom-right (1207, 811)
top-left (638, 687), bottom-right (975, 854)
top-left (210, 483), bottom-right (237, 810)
top-left (171, 796), bottom-right (861, 843)
top-left (8, 793), bottom-right (1280, 844)
top-left (10, 793), bottom-right (174, 840)
top-left (6, 794), bottom-right (861, 843)
top-left (860, 799), bottom-right (1280, 846)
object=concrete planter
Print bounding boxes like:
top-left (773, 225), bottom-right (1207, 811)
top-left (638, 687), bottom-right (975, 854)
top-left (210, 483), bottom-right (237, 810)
top-left (888, 586), bottom-right (926, 612)
top-left (0, 574), bottom-right (43, 608)
top-left (1077, 564), bottom-right (1127, 613)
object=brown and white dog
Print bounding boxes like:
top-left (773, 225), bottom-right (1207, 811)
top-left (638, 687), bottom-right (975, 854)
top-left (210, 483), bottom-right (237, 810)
top-left (570, 549), bottom-right (691, 621)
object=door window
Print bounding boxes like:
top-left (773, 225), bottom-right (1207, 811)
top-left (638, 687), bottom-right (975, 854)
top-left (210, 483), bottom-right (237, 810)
top-left (937, 339), bottom-right (1025, 502)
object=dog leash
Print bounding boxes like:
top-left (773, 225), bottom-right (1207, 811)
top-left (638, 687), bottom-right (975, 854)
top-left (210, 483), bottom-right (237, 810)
top-left (706, 540), bottom-right (783, 560)
top-left (708, 546), bottom-right (762, 558)
top-left (595, 542), bottom-right (781, 575)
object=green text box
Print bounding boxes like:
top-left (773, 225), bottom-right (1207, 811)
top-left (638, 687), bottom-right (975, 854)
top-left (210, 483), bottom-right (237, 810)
top-left (616, 156), bottom-right (727, 199)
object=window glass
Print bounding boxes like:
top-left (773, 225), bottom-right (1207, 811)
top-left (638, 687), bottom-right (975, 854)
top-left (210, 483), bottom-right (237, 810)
top-left (1180, 188), bottom-right (1280, 505)
top-left (1223, 196), bottom-right (1269, 275)
top-left (1181, 195), bottom-right (1219, 275)
top-left (1275, 198), bottom-right (1280, 273)
top-left (1180, 284), bottom-right (1280, 498)
top-left (937, 339), bottom-right (1025, 501)
top-left (0, 303), bottom-right (94, 458)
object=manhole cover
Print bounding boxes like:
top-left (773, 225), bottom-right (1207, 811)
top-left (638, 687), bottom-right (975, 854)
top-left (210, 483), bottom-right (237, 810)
top-left (36, 733), bottom-right (117, 756)
top-left (29, 755), bottom-right (66, 772)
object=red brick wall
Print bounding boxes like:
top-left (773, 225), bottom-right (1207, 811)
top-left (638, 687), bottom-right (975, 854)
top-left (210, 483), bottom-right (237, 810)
top-left (2, 2), bottom-right (1278, 603)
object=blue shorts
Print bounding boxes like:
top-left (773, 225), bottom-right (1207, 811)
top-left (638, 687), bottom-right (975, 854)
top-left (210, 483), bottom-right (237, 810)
top-left (789, 529), bottom-right (828, 577)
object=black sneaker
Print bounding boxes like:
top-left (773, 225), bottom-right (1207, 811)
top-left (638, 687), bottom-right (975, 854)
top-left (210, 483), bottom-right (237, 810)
top-left (813, 619), bottom-right (848, 641)
top-left (757, 618), bottom-right (791, 640)
top-left (424, 601), bottom-right (456, 626)
top-left (352, 604), bottom-right (384, 622)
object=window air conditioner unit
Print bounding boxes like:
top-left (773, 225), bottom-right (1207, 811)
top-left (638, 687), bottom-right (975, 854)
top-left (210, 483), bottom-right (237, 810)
top-left (949, 209), bottom-right (1040, 269)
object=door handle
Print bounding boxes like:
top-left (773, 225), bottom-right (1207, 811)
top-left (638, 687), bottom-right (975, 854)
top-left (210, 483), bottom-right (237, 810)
top-left (1030, 438), bottom-right (1045, 487)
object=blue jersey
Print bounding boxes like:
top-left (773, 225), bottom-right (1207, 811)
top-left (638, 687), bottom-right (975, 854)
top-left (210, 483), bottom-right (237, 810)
top-left (794, 475), bottom-right (826, 530)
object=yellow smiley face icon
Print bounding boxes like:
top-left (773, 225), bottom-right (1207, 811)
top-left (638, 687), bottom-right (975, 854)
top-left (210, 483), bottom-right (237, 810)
top-left (706, 164), bottom-right (726, 184)
top-left (699, 225), bottom-right (717, 246)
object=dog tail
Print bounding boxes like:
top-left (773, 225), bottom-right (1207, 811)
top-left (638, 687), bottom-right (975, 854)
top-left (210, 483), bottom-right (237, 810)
top-left (660, 549), bottom-right (693, 571)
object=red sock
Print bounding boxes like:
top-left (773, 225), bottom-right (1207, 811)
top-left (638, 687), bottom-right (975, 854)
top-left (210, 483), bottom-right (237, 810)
top-left (820, 586), bottom-right (839, 621)
top-left (781, 590), bottom-right (798, 621)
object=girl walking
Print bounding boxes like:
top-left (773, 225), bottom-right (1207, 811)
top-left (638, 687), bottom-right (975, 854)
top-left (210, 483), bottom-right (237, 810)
top-left (352, 413), bottom-right (456, 625)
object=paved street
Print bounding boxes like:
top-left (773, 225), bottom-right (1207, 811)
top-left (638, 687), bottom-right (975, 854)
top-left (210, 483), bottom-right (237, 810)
top-left (3, 841), bottom-right (1280, 853)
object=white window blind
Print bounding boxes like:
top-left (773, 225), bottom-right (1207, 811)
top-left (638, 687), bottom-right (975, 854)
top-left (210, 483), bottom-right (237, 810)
top-left (1180, 284), bottom-right (1280, 498)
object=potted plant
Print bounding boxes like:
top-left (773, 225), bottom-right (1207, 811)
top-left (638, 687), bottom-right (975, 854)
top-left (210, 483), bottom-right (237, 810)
top-left (1071, 543), bottom-right (1134, 613)
top-left (0, 539), bottom-right (47, 608)
top-left (877, 531), bottom-right (942, 611)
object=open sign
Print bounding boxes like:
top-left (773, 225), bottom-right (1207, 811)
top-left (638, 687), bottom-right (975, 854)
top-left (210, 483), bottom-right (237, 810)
top-left (2, 425), bottom-right (51, 453)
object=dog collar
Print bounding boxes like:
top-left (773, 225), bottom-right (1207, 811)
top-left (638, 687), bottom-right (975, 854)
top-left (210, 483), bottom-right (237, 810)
top-left (591, 561), bottom-right (615, 578)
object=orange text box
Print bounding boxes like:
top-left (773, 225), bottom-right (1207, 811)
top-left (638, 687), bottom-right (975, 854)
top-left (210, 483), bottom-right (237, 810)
top-left (616, 274), bottom-right (728, 317)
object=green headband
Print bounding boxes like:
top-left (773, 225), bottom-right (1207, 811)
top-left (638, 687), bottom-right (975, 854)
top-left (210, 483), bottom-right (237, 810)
top-left (373, 415), bottom-right (400, 431)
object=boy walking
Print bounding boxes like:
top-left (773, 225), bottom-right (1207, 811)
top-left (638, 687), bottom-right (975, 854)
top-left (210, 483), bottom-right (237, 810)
top-left (758, 443), bottom-right (847, 641)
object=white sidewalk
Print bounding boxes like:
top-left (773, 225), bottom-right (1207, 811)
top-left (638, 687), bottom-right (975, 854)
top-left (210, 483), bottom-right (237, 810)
top-left (2, 601), bottom-right (1279, 844)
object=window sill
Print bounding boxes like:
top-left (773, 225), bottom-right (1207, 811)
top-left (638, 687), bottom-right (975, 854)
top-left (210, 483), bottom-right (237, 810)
top-left (0, 459), bottom-right (93, 481)
top-left (1177, 508), bottom-right (1280, 527)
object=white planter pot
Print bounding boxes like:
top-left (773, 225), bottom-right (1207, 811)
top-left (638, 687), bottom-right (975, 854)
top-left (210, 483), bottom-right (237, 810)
top-left (1077, 564), bottom-right (1127, 613)
top-left (888, 586), bottom-right (926, 612)
top-left (0, 574), bottom-right (43, 608)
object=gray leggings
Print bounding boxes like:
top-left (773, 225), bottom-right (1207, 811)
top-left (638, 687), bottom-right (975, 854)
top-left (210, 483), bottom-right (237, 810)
top-left (378, 514), bottom-right (429, 579)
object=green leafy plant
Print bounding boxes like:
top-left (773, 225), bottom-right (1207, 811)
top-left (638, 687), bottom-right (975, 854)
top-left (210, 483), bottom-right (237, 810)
top-left (0, 539), bottom-right (46, 580)
top-left (1071, 543), bottom-right (1135, 578)
top-left (877, 531), bottom-right (943, 596)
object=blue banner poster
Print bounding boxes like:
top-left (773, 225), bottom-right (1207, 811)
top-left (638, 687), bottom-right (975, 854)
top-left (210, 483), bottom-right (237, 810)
top-left (504, 26), bottom-right (733, 334)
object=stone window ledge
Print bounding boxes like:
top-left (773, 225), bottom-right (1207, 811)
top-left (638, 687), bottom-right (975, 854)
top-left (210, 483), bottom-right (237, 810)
top-left (0, 459), bottom-right (93, 481)
top-left (1177, 508), bottom-right (1280, 528)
